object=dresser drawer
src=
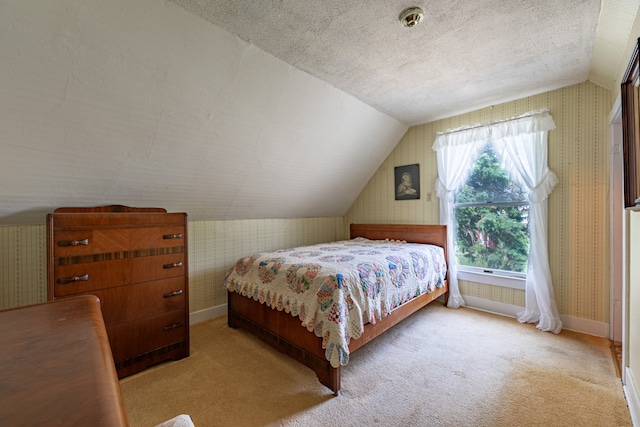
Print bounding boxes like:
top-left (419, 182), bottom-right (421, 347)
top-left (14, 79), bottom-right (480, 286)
top-left (129, 253), bottom-right (186, 283)
top-left (91, 277), bottom-right (186, 325)
top-left (53, 226), bottom-right (185, 257)
top-left (107, 310), bottom-right (188, 361)
top-left (53, 253), bottom-right (186, 297)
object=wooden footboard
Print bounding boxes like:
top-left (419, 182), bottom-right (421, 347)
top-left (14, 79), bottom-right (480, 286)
top-left (228, 283), bottom-right (447, 394)
top-left (226, 224), bottom-right (449, 394)
top-left (228, 291), bottom-right (340, 392)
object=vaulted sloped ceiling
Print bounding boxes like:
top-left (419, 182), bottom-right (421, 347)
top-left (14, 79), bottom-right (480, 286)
top-left (0, 1), bottom-right (636, 224)
top-left (0, 1), bottom-right (406, 224)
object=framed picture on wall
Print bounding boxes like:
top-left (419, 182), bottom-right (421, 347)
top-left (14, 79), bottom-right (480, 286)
top-left (395, 164), bottom-right (420, 200)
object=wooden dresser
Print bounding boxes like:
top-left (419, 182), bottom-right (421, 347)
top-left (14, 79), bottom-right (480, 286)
top-left (0, 295), bottom-right (129, 426)
top-left (47, 205), bottom-right (189, 378)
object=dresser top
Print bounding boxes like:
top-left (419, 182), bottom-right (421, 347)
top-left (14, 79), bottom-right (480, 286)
top-left (0, 296), bottom-right (129, 426)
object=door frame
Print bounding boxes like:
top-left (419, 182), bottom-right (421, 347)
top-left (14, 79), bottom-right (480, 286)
top-left (610, 94), bottom-right (627, 373)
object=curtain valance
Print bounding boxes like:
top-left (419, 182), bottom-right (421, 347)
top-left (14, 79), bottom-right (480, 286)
top-left (432, 110), bottom-right (556, 151)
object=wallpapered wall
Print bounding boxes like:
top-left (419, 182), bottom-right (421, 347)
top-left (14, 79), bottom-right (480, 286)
top-left (0, 224), bottom-right (47, 307)
top-left (346, 80), bottom-right (612, 325)
top-left (0, 217), bottom-right (344, 312)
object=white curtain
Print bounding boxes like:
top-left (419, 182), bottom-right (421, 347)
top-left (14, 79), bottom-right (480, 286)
top-left (433, 110), bottom-right (562, 333)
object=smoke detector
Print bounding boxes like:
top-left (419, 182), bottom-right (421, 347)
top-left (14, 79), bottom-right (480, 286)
top-left (400, 7), bottom-right (425, 28)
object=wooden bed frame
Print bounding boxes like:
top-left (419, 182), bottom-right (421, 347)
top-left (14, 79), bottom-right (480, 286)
top-left (227, 223), bottom-right (449, 394)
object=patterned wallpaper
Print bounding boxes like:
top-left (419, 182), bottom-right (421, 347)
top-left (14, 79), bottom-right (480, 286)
top-left (0, 81), bottom-right (612, 326)
top-left (346, 80), bottom-right (612, 323)
top-left (0, 225), bottom-right (47, 309)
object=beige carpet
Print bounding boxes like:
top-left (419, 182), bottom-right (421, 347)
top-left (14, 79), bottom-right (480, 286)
top-left (120, 304), bottom-right (632, 426)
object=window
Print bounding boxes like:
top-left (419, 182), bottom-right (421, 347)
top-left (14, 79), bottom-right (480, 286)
top-left (453, 144), bottom-right (528, 288)
top-left (433, 109), bottom-right (559, 331)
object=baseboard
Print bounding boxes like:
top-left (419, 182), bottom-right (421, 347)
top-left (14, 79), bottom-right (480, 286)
top-left (462, 295), bottom-right (609, 337)
top-left (560, 312), bottom-right (610, 337)
top-left (461, 295), bottom-right (523, 318)
top-left (189, 304), bottom-right (227, 325)
top-left (624, 367), bottom-right (640, 426)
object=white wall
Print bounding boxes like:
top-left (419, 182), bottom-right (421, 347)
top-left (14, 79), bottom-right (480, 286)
top-left (0, 0), bottom-right (407, 225)
top-left (625, 211), bottom-right (640, 423)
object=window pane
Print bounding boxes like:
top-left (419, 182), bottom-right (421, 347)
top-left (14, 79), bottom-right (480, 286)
top-left (454, 204), bottom-right (530, 273)
top-left (454, 144), bottom-right (528, 204)
top-left (453, 143), bottom-right (530, 274)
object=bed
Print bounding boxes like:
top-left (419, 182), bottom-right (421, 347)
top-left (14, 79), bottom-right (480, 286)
top-left (225, 223), bottom-right (448, 394)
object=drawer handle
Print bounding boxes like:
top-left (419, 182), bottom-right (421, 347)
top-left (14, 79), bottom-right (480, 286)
top-left (58, 238), bottom-right (89, 247)
top-left (58, 273), bottom-right (89, 284)
top-left (163, 289), bottom-right (183, 298)
top-left (163, 233), bottom-right (183, 240)
top-left (163, 261), bottom-right (183, 269)
top-left (163, 322), bottom-right (184, 331)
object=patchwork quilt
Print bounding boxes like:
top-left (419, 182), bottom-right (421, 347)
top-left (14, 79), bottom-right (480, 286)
top-left (224, 237), bottom-right (447, 368)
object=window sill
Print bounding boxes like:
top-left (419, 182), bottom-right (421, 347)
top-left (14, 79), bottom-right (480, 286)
top-left (457, 269), bottom-right (525, 290)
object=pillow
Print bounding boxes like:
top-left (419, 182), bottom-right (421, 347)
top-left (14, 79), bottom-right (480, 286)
top-left (153, 414), bottom-right (195, 427)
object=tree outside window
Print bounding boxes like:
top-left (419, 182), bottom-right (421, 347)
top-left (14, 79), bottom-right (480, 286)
top-left (453, 144), bottom-right (529, 274)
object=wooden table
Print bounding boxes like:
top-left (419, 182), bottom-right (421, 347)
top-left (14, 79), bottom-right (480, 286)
top-left (0, 295), bottom-right (129, 426)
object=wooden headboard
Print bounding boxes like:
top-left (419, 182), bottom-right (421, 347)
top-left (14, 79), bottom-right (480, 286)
top-left (350, 223), bottom-right (447, 259)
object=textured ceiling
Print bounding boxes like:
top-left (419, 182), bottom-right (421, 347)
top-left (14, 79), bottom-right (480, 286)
top-left (170, 0), bottom-right (611, 125)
